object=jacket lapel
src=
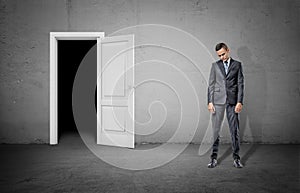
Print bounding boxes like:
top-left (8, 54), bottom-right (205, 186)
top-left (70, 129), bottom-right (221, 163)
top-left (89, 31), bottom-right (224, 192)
top-left (227, 58), bottom-right (235, 76)
top-left (217, 60), bottom-right (226, 77)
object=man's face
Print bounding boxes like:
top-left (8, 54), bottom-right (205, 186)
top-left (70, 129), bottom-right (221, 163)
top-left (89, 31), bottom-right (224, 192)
top-left (216, 47), bottom-right (230, 61)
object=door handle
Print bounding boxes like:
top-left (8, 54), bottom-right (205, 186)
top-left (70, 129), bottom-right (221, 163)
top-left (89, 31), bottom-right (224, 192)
top-left (127, 85), bottom-right (136, 90)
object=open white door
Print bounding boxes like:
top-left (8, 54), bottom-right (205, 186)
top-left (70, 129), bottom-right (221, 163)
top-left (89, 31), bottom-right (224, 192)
top-left (97, 35), bottom-right (134, 148)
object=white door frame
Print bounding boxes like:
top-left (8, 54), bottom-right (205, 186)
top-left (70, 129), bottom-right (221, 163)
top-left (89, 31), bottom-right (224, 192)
top-left (49, 32), bottom-right (105, 145)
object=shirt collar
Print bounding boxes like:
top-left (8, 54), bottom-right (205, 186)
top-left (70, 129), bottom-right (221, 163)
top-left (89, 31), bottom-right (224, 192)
top-left (223, 58), bottom-right (231, 65)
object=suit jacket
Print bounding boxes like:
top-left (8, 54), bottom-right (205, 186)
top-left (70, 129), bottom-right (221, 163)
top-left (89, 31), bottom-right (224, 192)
top-left (207, 58), bottom-right (244, 105)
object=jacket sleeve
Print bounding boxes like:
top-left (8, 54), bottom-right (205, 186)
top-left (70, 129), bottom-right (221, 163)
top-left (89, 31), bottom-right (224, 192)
top-left (237, 62), bottom-right (244, 104)
top-left (207, 63), bottom-right (216, 104)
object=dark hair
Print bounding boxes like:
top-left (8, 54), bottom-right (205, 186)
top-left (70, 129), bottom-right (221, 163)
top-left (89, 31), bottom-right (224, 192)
top-left (215, 43), bottom-right (228, 51)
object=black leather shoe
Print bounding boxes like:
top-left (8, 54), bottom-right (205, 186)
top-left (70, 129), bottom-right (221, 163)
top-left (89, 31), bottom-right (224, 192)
top-left (207, 159), bottom-right (217, 168)
top-left (233, 159), bottom-right (243, 168)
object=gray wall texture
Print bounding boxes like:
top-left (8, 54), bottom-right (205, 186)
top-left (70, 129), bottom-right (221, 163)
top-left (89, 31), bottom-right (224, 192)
top-left (0, 0), bottom-right (299, 144)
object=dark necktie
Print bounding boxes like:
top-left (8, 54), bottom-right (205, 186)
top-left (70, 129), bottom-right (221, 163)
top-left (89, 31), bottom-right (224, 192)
top-left (224, 61), bottom-right (229, 74)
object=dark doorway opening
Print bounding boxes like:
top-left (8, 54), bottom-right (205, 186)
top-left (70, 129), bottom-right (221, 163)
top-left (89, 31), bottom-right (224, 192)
top-left (57, 40), bottom-right (97, 141)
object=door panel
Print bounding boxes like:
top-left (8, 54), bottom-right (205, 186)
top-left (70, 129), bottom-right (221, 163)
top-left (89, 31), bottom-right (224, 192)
top-left (102, 106), bottom-right (126, 132)
top-left (97, 35), bottom-right (134, 148)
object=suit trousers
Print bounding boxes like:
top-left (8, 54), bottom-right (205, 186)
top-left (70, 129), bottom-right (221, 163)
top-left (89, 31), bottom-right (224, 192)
top-left (211, 104), bottom-right (240, 160)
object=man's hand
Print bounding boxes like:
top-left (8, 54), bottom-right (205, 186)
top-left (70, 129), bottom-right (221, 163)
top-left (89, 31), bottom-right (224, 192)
top-left (235, 103), bottom-right (243, 113)
top-left (208, 103), bottom-right (215, 113)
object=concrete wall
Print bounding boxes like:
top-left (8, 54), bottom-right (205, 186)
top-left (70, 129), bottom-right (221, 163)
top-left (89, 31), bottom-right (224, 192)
top-left (0, 0), bottom-right (299, 144)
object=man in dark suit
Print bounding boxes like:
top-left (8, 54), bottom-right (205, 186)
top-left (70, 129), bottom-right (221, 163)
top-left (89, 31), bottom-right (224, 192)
top-left (207, 43), bottom-right (244, 168)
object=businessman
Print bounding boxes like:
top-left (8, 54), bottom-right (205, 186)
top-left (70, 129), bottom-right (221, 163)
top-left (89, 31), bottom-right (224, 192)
top-left (207, 43), bottom-right (244, 168)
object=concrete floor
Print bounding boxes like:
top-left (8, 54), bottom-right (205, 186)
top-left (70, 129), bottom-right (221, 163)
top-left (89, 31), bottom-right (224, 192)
top-left (0, 132), bottom-right (299, 193)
